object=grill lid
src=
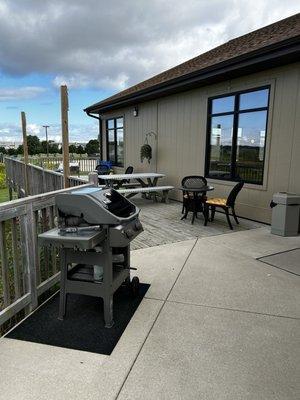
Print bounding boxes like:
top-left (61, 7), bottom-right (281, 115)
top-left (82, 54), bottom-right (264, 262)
top-left (56, 187), bottom-right (139, 226)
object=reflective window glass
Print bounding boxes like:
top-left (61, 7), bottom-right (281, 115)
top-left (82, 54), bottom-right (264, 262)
top-left (116, 129), bottom-right (124, 165)
top-left (106, 118), bottom-right (124, 166)
top-left (236, 111), bottom-right (267, 183)
top-left (208, 115), bottom-right (234, 179)
top-left (116, 118), bottom-right (123, 128)
top-left (211, 96), bottom-right (234, 114)
top-left (239, 89), bottom-right (269, 110)
top-left (206, 87), bottom-right (269, 184)
top-left (107, 119), bottom-right (114, 129)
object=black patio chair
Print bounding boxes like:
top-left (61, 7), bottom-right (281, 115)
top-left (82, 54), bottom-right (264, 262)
top-left (181, 176), bottom-right (207, 224)
top-left (121, 166), bottom-right (134, 184)
top-left (95, 164), bottom-right (110, 185)
top-left (205, 181), bottom-right (244, 230)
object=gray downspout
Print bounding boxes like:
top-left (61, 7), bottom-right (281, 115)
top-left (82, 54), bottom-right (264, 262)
top-left (86, 112), bottom-right (103, 160)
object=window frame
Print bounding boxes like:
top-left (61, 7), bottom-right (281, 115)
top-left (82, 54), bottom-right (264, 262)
top-left (205, 85), bottom-right (270, 185)
top-left (105, 116), bottom-right (124, 167)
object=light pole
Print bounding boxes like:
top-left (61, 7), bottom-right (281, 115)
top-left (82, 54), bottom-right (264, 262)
top-left (42, 125), bottom-right (50, 158)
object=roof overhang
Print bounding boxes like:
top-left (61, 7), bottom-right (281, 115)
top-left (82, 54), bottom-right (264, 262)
top-left (84, 36), bottom-right (300, 115)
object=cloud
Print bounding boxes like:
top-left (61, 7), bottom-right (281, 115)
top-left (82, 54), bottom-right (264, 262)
top-left (0, 0), bottom-right (299, 91)
top-left (53, 72), bottom-right (129, 90)
top-left (0, 86), bottom-right (46, 101)
top-left (0, 121), bottom-right (98, 143)
top-left (27, 123), bottom-right (41, 135)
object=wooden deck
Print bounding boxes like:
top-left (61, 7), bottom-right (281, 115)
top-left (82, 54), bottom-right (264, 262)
top-left (131, 197), bottom-right (262, 250)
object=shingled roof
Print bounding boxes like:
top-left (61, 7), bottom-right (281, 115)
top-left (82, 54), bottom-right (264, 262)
top-left (85, 13), bottom-right (300, 113)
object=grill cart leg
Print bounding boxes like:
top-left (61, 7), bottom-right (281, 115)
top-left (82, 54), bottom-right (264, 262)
top-left (58, 248), bottom-right (67, 320)
top-left (104, 294), bottom-right (114, 328)
top-left (103, 229), bottom-right (114, 328)
top-left (124, 245), bottom-right (130, 273)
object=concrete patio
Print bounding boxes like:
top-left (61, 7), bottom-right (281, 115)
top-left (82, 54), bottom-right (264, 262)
top-left (0, 226), bottom-right (299, 399)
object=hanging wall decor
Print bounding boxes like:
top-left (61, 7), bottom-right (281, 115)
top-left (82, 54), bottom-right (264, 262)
top-left (140, 131), bottom-right (157, 163)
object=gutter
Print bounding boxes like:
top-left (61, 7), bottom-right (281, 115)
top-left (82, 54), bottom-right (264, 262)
top-left (84, 36), bottom-right (300, 114)
top-left (86, 112), bottom-right (103, 159)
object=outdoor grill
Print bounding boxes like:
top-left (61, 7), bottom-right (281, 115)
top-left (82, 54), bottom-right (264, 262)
top-left (38, 187), bottom-right (143, 328)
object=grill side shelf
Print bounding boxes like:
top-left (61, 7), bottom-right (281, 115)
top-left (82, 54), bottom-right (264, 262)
top-left (38, 228), bottom-right (106, 250)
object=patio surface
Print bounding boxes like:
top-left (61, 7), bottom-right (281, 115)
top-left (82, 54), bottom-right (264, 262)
top-left (131, 197), bottom-right (262, 249)
top-left (1, 225), bottom-right (299, 399)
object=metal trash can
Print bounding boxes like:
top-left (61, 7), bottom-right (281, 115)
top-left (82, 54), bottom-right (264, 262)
top-left (270, 192), bottom-right (300, 236)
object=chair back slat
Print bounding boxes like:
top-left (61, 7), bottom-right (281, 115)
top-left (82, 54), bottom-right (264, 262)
top-left (226, 181), bottom-right (244, 207)
top-left (182, 176), bottom-right (207, 189)
top-left (120, 166), bottom-right (134, 185)
top-left (125, 166), bottom-right (134, 175)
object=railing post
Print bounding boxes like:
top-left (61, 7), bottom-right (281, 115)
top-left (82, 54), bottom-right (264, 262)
top-left (22, 203), bottom-right (38, 311)
top-left (0, 221), bottom-right (10, 307)
top-left (61, 85), bottom-right (70, 188)
top-left (21, 111), bottom-right (29, 196)
top-left (88, 172), bottom-right (98, 187)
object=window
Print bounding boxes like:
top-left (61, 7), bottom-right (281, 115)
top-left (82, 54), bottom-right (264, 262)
top-left (106, 117), bottom-right (124, 166)
top-left (205, 87), bottom-right (270, 185)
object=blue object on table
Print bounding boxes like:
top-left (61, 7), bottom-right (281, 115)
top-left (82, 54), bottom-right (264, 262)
top-left (99, 160), bottom-right (112, 169)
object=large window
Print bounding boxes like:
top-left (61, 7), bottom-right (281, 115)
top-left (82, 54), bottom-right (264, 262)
top-left (106, 117), bottom-right (124, 166)
top-left (205, 87), bottom-right (270, 185)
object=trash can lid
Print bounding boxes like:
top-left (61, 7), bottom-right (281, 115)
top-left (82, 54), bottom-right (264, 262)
top-left (273, 192), bottom-right (300, 205)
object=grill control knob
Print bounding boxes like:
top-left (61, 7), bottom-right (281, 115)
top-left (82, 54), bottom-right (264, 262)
top-left (125, 229), bottom-right (134, 239)
top-left (134, 221), bottom-right (142, 231)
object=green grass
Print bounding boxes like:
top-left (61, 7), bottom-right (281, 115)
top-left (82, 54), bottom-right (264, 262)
top-left (0, 187), bottom-right (10, 203)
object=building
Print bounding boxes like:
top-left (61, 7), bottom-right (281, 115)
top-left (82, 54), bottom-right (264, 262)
top-left (85, 13), bottom-right (300, 223)
top-left (0, 141), bottom-right (23, 149)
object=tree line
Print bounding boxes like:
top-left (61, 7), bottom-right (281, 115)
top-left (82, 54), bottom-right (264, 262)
top-left (0, 136), bottom-right (100, 156)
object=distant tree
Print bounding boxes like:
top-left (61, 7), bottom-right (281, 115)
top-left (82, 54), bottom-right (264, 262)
top-left (40, 140), bottom-right (48, 154)
top-left (69, 144), bottom-right (77, 153)
top-left (0, 146), bottom-right (7, 154)
top-left (7, 148), bottom-right (17, 156)
top-left (40, 140), bottom-right (59, 154)
top-left (85, 139), bottom-right (99, 155)
top-left (76, 145), bottom-right (85, 155)
top-left (27, 135), bottom-right (41, 155)
top-left (49, 141), bottom-right (59, 154)
top-left (16, 145), bottom-right (24, 154)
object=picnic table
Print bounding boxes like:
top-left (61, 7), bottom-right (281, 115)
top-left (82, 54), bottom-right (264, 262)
top-left (97, 172), bottom-right (165, 188)
top-left (97, 172), bottom-right (173, 203)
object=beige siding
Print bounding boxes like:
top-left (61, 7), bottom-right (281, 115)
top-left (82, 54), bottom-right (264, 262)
top-left (124, 101), bottom-right (158, 173)
top-left (100, 62), bottom-right (300, 223)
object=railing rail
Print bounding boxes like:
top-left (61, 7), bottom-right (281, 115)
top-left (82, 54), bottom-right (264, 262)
top-left (25, 155), bottom-right (99, 174)
top-left (0, 180), bottom-right (96, 330)
top-left (5, 157), bottom-right (88, 197)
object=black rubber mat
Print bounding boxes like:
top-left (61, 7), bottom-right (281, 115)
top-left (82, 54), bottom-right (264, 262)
top-left (7, 283), bottom-right (149, 355)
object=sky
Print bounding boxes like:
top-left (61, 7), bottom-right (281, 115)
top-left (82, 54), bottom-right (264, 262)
top-left (0, 0), bottom-right (299, 143)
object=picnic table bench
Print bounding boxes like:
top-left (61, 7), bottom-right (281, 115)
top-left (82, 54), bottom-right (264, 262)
top-left (118, 185), bottom-right (174, 203)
